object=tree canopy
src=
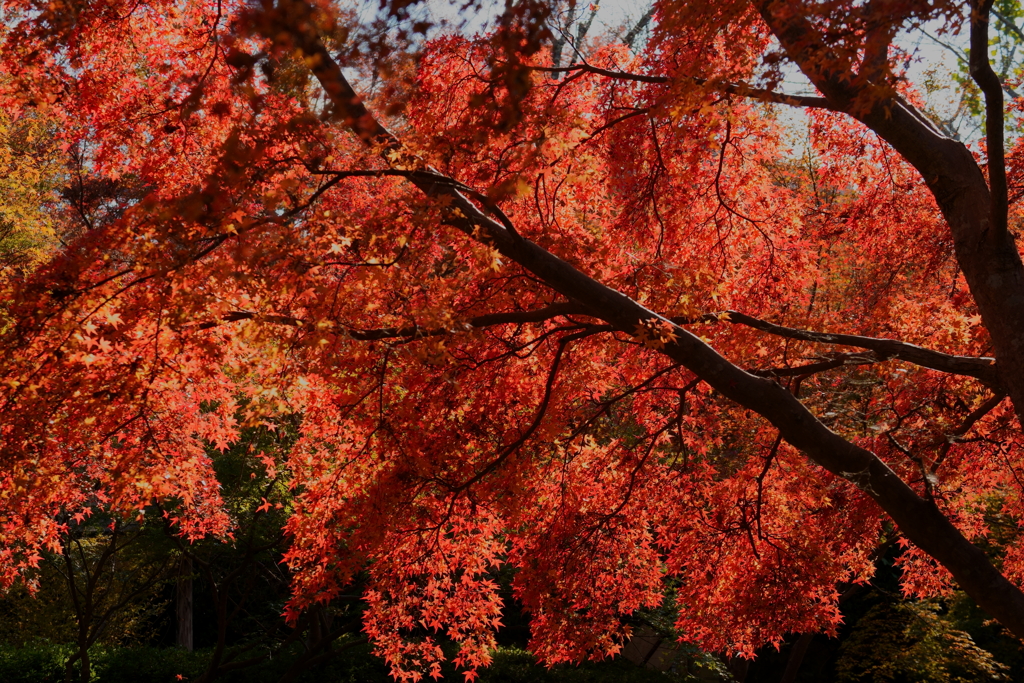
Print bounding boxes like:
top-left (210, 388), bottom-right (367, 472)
top-left (3, 0), bottom-right (1024, 679)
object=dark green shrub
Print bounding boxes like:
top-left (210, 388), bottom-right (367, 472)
top-left (92, 646), bottom-right (208, 683)
top-left (0, 642), bottom-right (73, 683)
top-left (0, 641), bottom-right (712, 683)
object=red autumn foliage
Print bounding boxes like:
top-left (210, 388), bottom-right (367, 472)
top-left (2, 0), bottom-right (1024, 679)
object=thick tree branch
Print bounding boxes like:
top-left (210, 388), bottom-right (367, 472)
top-left (749, 352), bottom-right (876, 379)
top-left (349, 303), bottom-right (588, 341)
top-left (260, 0), bottom-right (1024, 641)
top-left (970, 0), bottom-right (1009, 233)
top-left (759, 0), bottom-right (1024, 431)
top-left (549, 3), bottom-right (577, 73)
top-left (196, 302), bottom-right (587, 338)
top-left (623, 6), bottom-right (655, 52)
top-left (313, 168), bottom-right (521, 238)
top-left (203, 302), bottom-right (995, 386)
top-left (716, 80), bottom-right (834, 110)
top-left (530, 63), bottom-right (836, 109)
top-left (566, 2), bottom-right (600, 70)
top-left (529, 62), bottom-right (668, 83)
top-left (694, 311), bottom-right (1000, 387)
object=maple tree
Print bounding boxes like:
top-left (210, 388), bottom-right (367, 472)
top-left (4, 0), bottom-right (1024, 679)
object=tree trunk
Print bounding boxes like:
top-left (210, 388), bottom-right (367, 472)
top-left (726, 656), bottom-right (749, 682)
top-left (177, 555), bottom-right (193, 652)
top-left (79, 648), bottom-right (90, 683)
top-left (780, 583), bottom-right (860, 683)
top-left (779, 633), bottom-right (813, 683)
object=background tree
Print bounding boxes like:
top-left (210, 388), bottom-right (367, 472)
top-left (834, 599), bottom-right (1009, 683)
top-left (0, 514), bottom-right (174, 683)
top-left (0, 112), bottom-right (62, 282)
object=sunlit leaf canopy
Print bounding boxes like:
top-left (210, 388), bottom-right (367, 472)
top-left (3, 0), bottom-right (1024, 678)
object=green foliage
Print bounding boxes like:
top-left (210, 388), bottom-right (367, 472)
top-left (476, 646), bottom-right (707, 683)
top-left (835, 600), bottom-right (1010, 683)
top-left (630, 583), bottom-right (731, 681)
top-left (90, 646), bottom-right (209, 683)
top-left (0, 577), bottom-right (78, 646)
top-left (0, 644), bottom-right (213, 683)
top-left (944, 0), bottom-right (1024, 126)
top-left (175, 418), bottom-right (300, 659)
top-left (943, 590), bottom-right (1024, 680)
top-left (0, 516), bottom-right (173, 650)
top-left (0, 643), bottom-right (714, 683)
top-left (0, 642), bottom-right (76, 683)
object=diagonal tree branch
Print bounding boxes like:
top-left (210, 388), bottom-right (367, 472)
top-left (623, 6), bottom-right (655, 52)
top-left (931, 392), bottom-right (1007, 473)
top-left (992, 8), bottom-right (1024, 42)
top-left (313, 168), bottom-right (522, 238)
top-left (566, 1), bottom-right (600, 70)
